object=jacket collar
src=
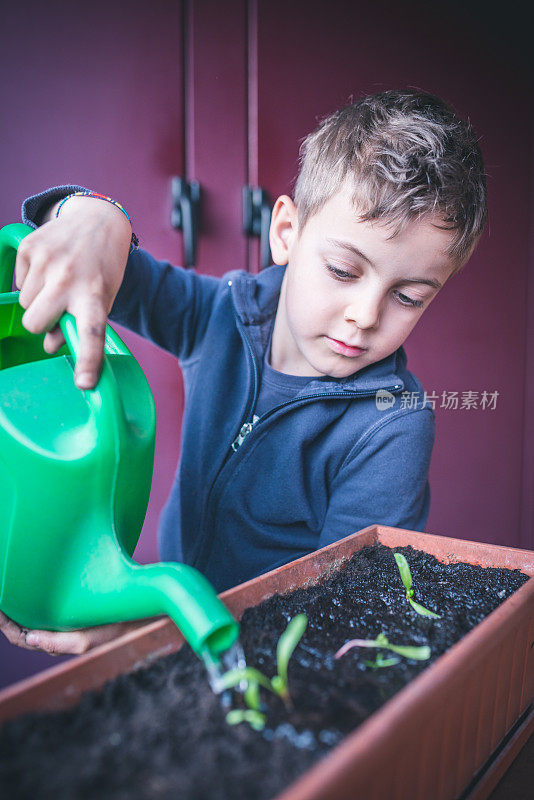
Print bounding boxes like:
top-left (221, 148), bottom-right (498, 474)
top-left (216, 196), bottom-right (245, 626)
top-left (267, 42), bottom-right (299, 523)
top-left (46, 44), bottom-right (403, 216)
top-left (231, 265), bottom-right (406, 393)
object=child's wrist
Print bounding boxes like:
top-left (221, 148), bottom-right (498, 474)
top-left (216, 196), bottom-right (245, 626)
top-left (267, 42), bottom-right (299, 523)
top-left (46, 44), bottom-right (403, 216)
top-left (55, 192), bottom-right (139, 253)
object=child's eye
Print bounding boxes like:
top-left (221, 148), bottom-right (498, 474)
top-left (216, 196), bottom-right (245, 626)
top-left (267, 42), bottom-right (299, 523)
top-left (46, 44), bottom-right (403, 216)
top-left (394, 290), bottom-right (424, 309)
top-left (325, 263), bottom-right (356, 281)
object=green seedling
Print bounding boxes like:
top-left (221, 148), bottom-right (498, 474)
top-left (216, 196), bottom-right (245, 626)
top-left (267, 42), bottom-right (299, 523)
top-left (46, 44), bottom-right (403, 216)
top-left (220, 667), bottom-right (272, 731)
top-left (271, 613), bottom-right (308, 703)
top-left (220, 614), bottom-right (308, 728)
top-left (394, 552), bottom-right (441, 618)
top-left (363, 652), bottom-right (400, 670)
top-left (335, 632), bottom-right (431, 662)
top-left (226, 708), bottom-right (267, 731)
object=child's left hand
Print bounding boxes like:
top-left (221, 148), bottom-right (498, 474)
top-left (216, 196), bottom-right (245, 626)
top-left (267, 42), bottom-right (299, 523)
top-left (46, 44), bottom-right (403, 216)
top-left (0, 610), bottom-right (150, 655)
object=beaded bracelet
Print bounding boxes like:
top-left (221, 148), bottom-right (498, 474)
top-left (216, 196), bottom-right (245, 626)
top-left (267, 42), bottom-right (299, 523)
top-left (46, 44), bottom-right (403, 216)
top-left (56, 191), bottom-right (139, 253)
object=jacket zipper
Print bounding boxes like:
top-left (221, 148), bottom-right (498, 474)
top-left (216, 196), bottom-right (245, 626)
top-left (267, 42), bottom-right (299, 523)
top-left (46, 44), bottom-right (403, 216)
top-left (232, 420), bottom-right (257, 450)
top-left (230, 386), bottom-right (401, 451)
top-left (191, 299), bottom-right (260, 567)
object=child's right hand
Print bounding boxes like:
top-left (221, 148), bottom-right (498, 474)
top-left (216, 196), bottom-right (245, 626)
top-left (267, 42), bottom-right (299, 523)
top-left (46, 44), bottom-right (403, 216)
top-left (15, 194), bottom-right (133, 389)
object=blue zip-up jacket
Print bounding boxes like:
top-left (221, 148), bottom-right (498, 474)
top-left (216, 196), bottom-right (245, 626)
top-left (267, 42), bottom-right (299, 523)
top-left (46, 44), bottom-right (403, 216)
top-left (23, 188), bottom-right (435, 593)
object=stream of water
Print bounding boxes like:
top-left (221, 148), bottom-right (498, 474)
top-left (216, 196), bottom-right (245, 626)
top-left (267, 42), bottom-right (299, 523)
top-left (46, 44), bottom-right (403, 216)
top-left (200, 640), bottom-right (247, 706)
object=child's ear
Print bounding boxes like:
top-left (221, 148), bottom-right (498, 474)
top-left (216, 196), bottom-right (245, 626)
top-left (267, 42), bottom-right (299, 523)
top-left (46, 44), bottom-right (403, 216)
top-left (269, 195), bottom-right (298, 265)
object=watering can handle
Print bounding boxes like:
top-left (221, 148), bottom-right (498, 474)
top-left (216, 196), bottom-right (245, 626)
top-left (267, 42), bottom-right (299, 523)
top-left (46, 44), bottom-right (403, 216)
top-left (0, 222), bottom-right (132, 434)
top-left (0, 223), bottom-right (32, 294)
top-left (0, 223), bottom-right (129, 354)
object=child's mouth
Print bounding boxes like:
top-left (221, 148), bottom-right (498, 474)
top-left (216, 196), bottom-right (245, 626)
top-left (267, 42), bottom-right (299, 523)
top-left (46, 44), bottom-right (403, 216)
top-left (326, 337), bottom-right (367, 357)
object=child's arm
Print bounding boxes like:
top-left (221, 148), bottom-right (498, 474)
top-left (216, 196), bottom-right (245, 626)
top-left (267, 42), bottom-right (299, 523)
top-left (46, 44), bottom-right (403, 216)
top-left (21, 187), bottom-right (222, 368)
top-left (318, 407), bottom-right (435, 546)
top-left (16, 192), bottom-right (133, 389)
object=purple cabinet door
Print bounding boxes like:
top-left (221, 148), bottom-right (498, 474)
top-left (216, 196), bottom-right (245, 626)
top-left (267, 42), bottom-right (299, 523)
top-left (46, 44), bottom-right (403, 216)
top-left (249, 0), bottom-right (532, 549)
top-left (0, 0), bottom-right (188, 687)
top-left (185, 0), bottom-right (248, 275)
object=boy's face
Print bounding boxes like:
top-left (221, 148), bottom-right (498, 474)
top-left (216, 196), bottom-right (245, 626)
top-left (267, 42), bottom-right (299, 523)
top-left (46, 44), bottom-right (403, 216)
top-left (269, 187), bottom-right (458, 378)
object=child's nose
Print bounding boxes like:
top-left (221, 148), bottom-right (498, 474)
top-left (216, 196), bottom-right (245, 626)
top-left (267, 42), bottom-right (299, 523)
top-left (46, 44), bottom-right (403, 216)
top-left (344, 290), bottom-right (382, 330)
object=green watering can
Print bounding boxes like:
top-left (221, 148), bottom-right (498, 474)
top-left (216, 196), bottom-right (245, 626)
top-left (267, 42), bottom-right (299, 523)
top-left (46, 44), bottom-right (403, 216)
top-left (0, 224), bottom-right (239, 663)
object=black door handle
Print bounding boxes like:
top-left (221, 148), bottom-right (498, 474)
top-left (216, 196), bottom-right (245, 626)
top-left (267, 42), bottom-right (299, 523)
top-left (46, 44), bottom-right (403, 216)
top-left (242, 186), bottom-right (272, 270)
top-left (171, 177), bottom-right (201, 267)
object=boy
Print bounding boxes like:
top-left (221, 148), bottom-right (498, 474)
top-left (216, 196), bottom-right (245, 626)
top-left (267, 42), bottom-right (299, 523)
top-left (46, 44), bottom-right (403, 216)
top-left (1, 89), bottom-right (487, 656)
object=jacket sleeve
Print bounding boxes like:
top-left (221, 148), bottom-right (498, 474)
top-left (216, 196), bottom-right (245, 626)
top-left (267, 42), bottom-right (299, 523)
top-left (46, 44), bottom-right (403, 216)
top-left (21, 184), bottom-right (87, 227)
top-left (318, 407), bottom-right (435, 547)
top-left (109, 248), bottom-right (220, 361)
top-left (21, 186), bottom-right (220, 361)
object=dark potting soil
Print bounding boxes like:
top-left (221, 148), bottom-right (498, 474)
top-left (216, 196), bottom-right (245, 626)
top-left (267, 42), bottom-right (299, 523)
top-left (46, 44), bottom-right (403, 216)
top-left (0, 544), bottom-right (529, 800)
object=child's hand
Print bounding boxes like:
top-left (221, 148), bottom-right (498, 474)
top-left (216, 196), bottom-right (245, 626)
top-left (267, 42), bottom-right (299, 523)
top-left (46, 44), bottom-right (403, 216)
top-left (0, 610), bottom-right (150, 655)
top-left (14, 195), bottom-right (133, 390)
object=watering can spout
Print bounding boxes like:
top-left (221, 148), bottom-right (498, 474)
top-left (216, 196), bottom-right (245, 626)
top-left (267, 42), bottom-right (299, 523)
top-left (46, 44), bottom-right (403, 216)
top-left (117, 558), bottom-right (239, 659)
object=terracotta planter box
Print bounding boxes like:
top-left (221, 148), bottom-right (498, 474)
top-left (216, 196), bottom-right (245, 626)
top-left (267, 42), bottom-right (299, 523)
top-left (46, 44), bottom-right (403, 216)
top-left (1, 524), bottom-right (533, 800)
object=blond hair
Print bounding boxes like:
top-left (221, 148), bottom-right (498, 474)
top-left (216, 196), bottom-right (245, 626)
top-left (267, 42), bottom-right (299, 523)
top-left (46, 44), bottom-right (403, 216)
top-left (294, 90), bottom-right (487, 267)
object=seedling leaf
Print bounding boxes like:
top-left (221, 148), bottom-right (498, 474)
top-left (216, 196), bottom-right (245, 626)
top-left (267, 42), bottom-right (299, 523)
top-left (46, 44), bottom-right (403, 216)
top-left (394, 552), bottom-right (412, 592)
top-left (226, 709), bottom-right (266, 731)
top-left (408, 598), bottom-right (441, 619)
top-left (217, 666), bottom-right (274, 694)
top-left (386, 643), bottom-right (431, 660)
top-left (276, 614), bottom-right (308, 692)
top-left (364, 653), bottom-right (400, 670)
